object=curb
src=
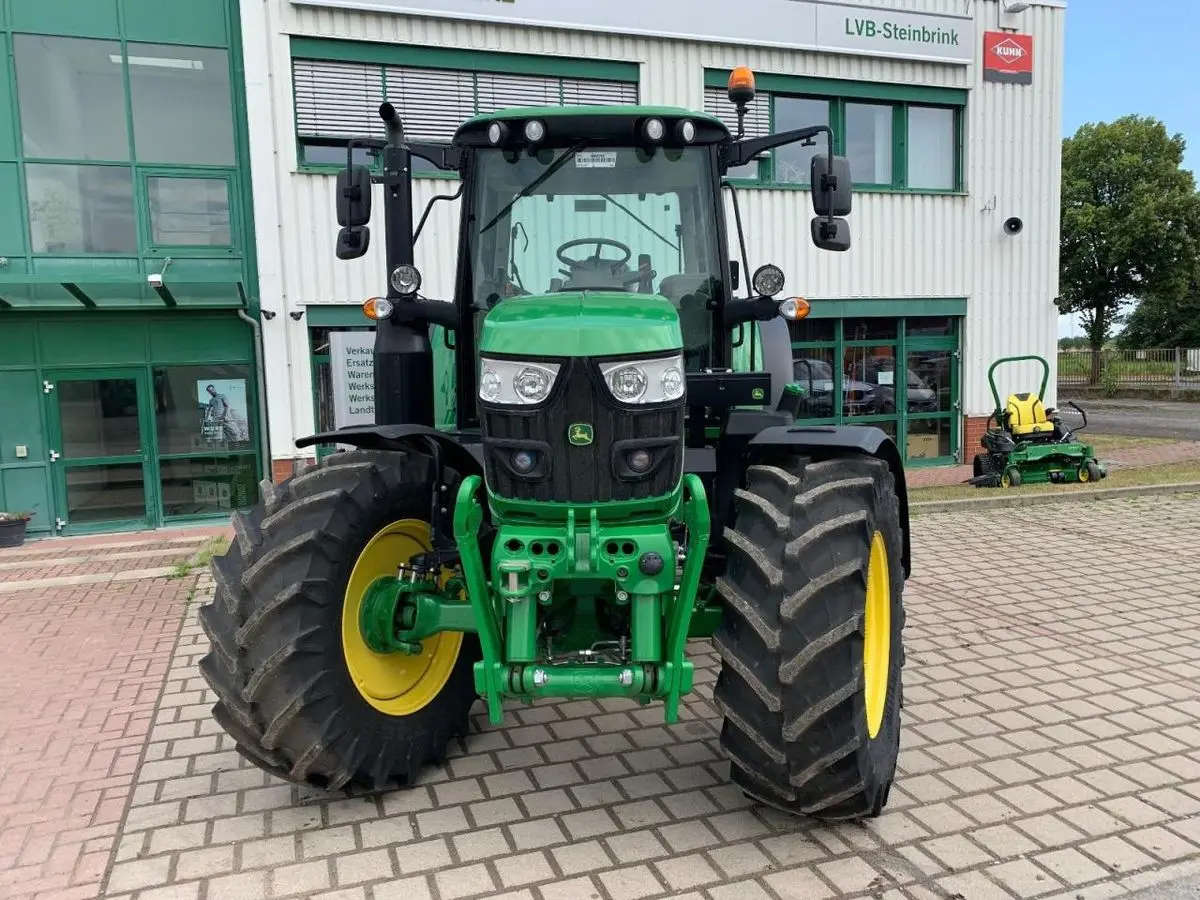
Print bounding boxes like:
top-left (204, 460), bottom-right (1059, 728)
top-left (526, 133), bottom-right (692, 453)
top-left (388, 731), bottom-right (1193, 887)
top-left (910, 480), bottom-right (1200, 515)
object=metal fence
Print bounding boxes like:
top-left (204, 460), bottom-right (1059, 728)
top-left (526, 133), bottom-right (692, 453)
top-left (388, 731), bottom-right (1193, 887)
top-left (1058, 348), bottom-right (1200, 392)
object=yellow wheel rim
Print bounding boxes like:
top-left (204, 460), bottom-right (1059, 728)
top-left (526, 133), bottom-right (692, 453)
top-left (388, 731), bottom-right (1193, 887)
top-left (1079, 466), bottom-right (1090, 482)
top-left (341, 519), bottom-right (463, 716)
top-left (863, 530), bottom-right (891, 740)
top-left (1000, 473), bottom-right (1011, 488)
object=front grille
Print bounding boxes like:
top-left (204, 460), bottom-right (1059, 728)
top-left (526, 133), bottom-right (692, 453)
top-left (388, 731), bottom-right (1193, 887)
top-left (481, 356), bottom-right (683, 504)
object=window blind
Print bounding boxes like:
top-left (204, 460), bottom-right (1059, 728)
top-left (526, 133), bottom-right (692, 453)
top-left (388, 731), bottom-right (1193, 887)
top-left (294, 57), bottom-right (639, 145)
top-left (703, 86), bottom-right (770, 139)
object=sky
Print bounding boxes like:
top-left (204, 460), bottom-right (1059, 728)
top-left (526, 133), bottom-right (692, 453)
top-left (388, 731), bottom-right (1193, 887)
top-left (1057, 0), bottom-right (1199, 339)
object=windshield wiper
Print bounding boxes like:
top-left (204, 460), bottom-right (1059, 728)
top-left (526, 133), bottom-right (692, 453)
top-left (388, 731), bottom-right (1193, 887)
top-left (479, 140), bottom-right (590, 236)
top-left (601, 194), bottom-right (679, 251)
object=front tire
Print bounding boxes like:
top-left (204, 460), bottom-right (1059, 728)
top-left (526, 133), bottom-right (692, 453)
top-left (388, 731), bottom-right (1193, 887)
top-left (712, 455), bottom-right (906, 820)
top-left (198, 450), bottom-right (480, 792)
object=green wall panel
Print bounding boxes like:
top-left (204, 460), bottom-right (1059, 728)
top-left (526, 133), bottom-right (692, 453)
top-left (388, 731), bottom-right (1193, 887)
top-left (0, 319), bottom-right (37, 365)
top-left (0, 370), bottom-right (46, 463)
top-left (9, 0), bottom-right (120, 37)
top-left (1, 467), bottom-right (53, 531)
top-left (0, 164), bottom-right (26, 256)
top-left (39, 318), bottom-right (147, 365)
top-left (122, 0), bottom-right (228, 47)
top-left (149, 315), bottom-right (250, 363)
top-left (0, 35), bottom-right (16, 160)
top-left (30, 258), bottom-right (141, 276)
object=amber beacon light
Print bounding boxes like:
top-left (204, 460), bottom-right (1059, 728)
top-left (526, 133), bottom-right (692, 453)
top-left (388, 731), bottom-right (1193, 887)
top-left (727, 66), bottom-right (756, 106)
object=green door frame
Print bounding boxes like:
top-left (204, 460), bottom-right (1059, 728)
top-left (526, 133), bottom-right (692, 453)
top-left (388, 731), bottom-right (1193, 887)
top-left (43, 366), bottom-right (159, 535)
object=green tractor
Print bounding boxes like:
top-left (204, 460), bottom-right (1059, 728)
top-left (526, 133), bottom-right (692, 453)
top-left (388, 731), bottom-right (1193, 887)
top-left (970, 354), bottom-right (1107, 488)
top-left (199, 66), bottom-right (911, 820)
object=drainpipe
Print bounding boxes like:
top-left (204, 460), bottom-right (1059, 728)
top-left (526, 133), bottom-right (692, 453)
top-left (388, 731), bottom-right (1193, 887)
top-left (237, 308), bottom-right (273, 476)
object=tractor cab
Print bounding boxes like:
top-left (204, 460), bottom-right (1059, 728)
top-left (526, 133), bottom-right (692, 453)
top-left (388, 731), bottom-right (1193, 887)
top-left (329, 67), bottom-right (854, 434)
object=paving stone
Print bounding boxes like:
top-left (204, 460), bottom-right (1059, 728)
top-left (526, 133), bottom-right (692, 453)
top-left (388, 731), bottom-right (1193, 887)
top-left (551, 839), bottom-right (614, 876)
top-left (493, 849), bottom-right (557, 887)
top-left (597, 863), bottom-right (666, 900)
top-left (434, 862), bottom-right (496, 900)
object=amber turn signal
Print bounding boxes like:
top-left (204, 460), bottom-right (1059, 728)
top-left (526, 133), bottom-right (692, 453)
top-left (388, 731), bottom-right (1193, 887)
top-left (362, 296), bottom-right (394, 320)
top-left (779, 297), bottom-right (811, 320)
top-left (727, 66), bottom-right (756, 105)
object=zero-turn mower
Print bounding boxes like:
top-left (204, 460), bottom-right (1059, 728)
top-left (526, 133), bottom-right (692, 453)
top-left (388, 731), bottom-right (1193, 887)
top-left (970, 354), bottom-right (1107, 488)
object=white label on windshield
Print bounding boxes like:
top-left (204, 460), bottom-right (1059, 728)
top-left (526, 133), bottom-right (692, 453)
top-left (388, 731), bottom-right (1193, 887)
top-left (575, 150), bottom-right (618, 168)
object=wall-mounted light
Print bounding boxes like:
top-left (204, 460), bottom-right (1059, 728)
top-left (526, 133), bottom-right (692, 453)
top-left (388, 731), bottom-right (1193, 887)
top-left (1001, 0), bottom-right (1032, 12)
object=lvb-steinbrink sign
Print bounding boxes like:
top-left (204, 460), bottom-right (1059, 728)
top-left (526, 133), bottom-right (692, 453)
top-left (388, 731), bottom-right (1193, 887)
top-left (288, 0), bottom-right (976, 66)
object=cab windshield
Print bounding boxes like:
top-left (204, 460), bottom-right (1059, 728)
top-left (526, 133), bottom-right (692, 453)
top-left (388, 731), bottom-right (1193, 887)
top-left (467, 143), bottom-right (724, 366)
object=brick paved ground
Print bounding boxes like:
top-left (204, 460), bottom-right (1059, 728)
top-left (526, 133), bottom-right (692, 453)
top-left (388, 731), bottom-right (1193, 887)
top-left (906, 439), bottom-right (1200, 488)
top-left (0, 532), bottom-right (224, 900)
top-left (72, 491), bottom-right (1200, 900)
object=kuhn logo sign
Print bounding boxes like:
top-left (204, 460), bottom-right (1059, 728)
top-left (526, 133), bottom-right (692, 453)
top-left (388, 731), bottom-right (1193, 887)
top-left (992, 39), bottom-right (1026, 62)
top-left (984, 31), bottom-right (1034, 85)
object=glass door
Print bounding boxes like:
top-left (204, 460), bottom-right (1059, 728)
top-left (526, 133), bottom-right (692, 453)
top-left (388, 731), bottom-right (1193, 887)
top-left (903, 317), bottom-right (961, 465)
top-left (43, 369), bottom-right (156, 532)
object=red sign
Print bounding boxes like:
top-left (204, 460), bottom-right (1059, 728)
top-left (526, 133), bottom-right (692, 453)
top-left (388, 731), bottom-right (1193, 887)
top-left (983, 31), bottom-right (1033, 85)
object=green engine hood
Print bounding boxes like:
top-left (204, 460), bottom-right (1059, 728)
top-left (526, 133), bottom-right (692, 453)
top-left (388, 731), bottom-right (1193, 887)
top-left (479, 291), bottom-right (682, 358)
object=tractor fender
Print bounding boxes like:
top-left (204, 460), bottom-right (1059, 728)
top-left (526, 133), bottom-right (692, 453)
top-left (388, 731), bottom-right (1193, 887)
top-left (295, 425), bottom-right (484, 480)
top-left (748, 424), bottom-right (911, 577)
top-left (758, 316), bottom-right (795, 411)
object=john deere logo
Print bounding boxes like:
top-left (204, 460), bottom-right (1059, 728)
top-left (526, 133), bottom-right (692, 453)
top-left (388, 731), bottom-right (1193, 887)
top-left (568, 424), bottom-right (593, 446)
top-left (751, 388), bottom-right (765, 401)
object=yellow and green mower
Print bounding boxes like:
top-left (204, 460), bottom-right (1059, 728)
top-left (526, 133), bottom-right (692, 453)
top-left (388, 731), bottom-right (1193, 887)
top-left (970, 355), bottom-right (1107, 488)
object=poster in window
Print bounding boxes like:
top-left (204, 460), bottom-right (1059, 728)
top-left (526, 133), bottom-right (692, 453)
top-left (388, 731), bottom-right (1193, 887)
top-left (196, 379), bottom-right (252, 447)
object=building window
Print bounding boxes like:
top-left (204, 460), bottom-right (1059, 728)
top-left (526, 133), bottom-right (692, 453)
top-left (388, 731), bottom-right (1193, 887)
top-left (128, 44), bottom-right (236, 166)
top-left (705, 79), bottom-right (964, 193)
top-left (146, 176), bottom-right (232, 247)
top-left (12, 34), bottom-right (239, 256)
top-left (26, 163), bottom-right (137, 254)
top-left (788, 314), bottom-right (961, 464)
top-left (291, 54), bottom-right (639, 172)
top-left (14, 35), bottom-right (130, 162)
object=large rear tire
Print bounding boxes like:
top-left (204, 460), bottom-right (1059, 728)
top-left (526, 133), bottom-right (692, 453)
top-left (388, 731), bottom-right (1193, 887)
top-left (198, 450), bottom-right (480, 792)
top-left (712, 455), bottom-right (906, 820)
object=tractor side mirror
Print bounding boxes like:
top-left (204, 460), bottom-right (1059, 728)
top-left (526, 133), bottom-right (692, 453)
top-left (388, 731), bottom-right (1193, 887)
top-left (336, 164), bottom-right (373, 227)
top-left (810, 155), bottom-right (852, 217)
top-left (335, 225), bottom-right (370, 260)
top-left (810, 217), bottom-right (851, 252)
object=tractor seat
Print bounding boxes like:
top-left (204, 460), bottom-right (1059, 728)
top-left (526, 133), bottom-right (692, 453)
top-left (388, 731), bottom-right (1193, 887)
top-left (1005, 392), bottom-right (1056, 437)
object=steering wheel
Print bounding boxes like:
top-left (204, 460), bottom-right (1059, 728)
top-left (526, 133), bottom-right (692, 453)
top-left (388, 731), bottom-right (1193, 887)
top-left (556, 237), bottom-right (633, 275)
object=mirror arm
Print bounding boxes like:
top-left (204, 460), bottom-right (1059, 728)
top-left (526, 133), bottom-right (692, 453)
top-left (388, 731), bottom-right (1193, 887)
top-left (391, 299), bottom-right (459, 331)
top-left (724, 295), bottom-right (779, 328)
top-left (406, 141), bottom-right (465, 173)
top-left (725, 124), bottom-right (831, 169)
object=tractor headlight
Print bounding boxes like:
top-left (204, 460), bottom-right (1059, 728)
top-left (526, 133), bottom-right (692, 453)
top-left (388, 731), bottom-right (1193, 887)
top-left (599, 354), bottom-right (685, 405)
top-left (390, 264), bottom-right (422, 296)
top-left (478, 357), bottom-right (560, 405)
top-left (524, 119), bottom-right (545, 143)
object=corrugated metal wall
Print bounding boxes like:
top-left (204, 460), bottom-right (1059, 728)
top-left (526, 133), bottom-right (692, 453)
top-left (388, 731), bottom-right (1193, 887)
top-left (244, 0), bottom-right (1066, 458)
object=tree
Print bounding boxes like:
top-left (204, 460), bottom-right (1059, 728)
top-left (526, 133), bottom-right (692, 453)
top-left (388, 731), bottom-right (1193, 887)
top-left (1118, 275), bottom-right (1200, 348)
top-left (1057, 115), bottom-right (1200, 381)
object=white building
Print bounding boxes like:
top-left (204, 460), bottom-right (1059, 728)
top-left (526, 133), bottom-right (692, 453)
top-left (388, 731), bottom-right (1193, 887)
top-left (240, 0), bottom-right (1066, 481)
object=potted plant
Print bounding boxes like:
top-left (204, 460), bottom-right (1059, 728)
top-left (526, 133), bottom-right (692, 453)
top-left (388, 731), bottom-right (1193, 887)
top-left (0, 511), bottom-right (32, 549)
